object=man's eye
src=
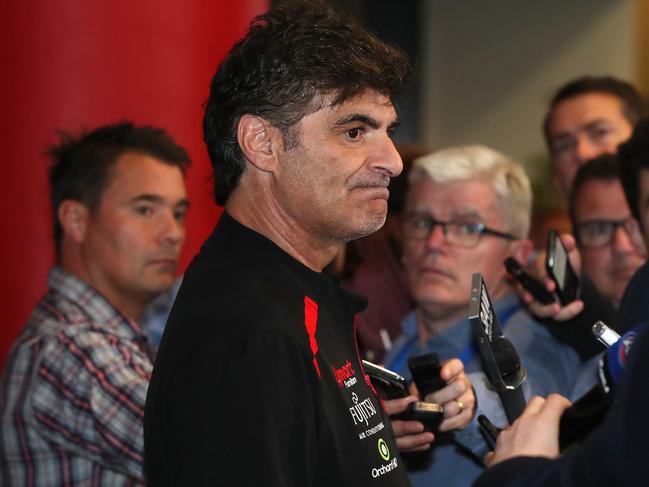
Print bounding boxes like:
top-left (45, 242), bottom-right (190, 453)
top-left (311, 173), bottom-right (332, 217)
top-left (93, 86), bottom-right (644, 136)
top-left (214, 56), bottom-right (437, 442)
top-left (415, 218), bottom-right (431, 229)
top-left (459, 223), bottom-right (481, 235)
top-left (590, 127), bottom-right (612, 142)
top-left (135, 206), bottom-right (153, 216)
top-left (346, 128), bottom-right (362, 140)
top-left (174, 208), bottom-right (188, 222)
top-left (591, 222), bottom-right (611, 235)
top-left (552, 139), bottom-right (575, 155)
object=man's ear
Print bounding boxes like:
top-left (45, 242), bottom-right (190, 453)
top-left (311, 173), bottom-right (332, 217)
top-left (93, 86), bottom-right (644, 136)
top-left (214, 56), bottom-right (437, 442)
top-left (508, 238), bottom-right (534, 266)
top-left (237, 114), bottom-right (281, 173)
top-left (57, 200), bottom-right (89, 243)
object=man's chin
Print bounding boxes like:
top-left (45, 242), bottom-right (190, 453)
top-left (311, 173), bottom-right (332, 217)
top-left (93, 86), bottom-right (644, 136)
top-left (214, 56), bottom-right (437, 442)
top-left (143, 273), bottom-right (177, 295)
top-left (344, 217), bottom-right (386, 242)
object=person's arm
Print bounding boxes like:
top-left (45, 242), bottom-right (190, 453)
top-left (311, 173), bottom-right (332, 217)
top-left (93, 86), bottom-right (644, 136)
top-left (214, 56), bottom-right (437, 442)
top-left (475, 328), bottom-right (649, 487)
top-left (484, 395), bottom-right (570, 468)
top-left (514, 234), bottom-right (616, 361)
top-left (516, 234), bottom-right (584, 321)
top-left (31, 326), bottom-right (151, 480)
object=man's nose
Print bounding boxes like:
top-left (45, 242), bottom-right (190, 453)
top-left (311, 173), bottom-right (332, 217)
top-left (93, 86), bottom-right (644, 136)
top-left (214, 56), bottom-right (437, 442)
top-left (425, 223), bottom-right (446, 249)
top-left (371, 136), bottom-right (403, 178)
top-left (159, 211), bottom-right (185, 246)
top-left (574, 137), bottom-right (601, 163)
top-left (612, 225), bottom-right (636, 254)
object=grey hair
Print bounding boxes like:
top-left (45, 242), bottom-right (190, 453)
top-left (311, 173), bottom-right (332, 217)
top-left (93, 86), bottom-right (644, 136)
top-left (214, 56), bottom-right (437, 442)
top-left (409, 145), bottom-right (532, 238)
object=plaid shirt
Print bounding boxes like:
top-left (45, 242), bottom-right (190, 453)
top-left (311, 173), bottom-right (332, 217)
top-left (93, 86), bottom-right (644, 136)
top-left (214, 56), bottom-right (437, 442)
top-left (0, 267), bottom-right (154, 486)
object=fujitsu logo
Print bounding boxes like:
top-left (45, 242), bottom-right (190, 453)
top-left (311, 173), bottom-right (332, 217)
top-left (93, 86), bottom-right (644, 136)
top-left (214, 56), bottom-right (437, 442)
top-left (349, 392), bottom-right (377, 426)
top-left (332, 360), bottom-right (356, 387)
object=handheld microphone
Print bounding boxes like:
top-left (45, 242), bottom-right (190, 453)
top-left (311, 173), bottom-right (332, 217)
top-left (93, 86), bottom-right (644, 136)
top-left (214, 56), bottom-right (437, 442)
top-left (559, 322), bottom-right (645, 450)
top-left (469, 273), bottom-right (527, 423)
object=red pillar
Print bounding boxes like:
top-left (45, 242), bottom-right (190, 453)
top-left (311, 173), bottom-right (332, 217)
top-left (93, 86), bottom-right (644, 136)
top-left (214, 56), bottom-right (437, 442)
top-left (0, 0), bottom-right (268, 364)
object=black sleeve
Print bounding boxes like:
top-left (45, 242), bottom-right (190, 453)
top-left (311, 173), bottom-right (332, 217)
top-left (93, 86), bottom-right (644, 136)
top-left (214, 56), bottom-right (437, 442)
top-left (617, 261), bottom-right (649, 334)
top-left (176, 330), bottom-right (320, 487)
top-left (473, 327), bottom-right (649, 487)
top-left (541, 276), bottom-right (615, 361)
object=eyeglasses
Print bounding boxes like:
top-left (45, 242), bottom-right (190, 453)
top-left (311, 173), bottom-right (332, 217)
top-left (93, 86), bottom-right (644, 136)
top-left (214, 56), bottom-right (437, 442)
top-left (575, 217), bottom-right (643, 249)
top-left (402, 212), bottom-right (517, 248)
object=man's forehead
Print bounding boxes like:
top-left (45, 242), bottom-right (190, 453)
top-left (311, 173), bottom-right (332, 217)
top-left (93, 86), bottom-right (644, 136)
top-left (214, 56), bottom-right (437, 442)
top-left (103, 153), bottom-right (187, 199)
top-left (574, 179), bottom-right (629, 218)
top-left (408, 177), bottom-right (498, 212)
top-left (322, 90), bottom-right (396, 117)
top-left (550, 92), bottom-right (628, 131)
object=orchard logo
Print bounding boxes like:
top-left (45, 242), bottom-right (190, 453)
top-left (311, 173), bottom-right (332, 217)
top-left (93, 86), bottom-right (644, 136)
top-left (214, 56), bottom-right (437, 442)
top-left (371, 438), bottom-right (398, 478)
top-left (378, 438), bottom-right (390, 461)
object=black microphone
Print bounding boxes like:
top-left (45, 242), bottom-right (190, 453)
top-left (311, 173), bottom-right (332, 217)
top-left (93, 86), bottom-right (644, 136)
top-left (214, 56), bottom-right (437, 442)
top-left (469, 273), bottom-right (527, 423)
top-left (559, 322), bottom-right (646, 450)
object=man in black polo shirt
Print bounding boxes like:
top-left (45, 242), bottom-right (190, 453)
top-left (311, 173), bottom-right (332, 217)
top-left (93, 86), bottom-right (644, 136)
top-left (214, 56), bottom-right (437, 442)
top-left (144, 4), bottom-right (475, 486)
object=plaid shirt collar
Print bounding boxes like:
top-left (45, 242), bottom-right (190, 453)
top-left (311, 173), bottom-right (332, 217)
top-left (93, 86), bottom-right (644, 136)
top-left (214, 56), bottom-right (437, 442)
top-left (48, 266), bottom-right (149, 347)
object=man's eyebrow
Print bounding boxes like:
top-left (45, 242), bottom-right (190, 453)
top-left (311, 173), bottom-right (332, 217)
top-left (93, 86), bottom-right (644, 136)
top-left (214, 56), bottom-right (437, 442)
top-left (334, 113), bottom-right (400, 130)
top-left (583, 119), bottom-right (615, 130)
top-left (131, 194), bottom-right (164, 204)
top-left (130, 194), bottom-right (191, 208)
top-left (551, 118), bottom-right (614, 141)
top-left (450, 208), bottom-right (484, 221)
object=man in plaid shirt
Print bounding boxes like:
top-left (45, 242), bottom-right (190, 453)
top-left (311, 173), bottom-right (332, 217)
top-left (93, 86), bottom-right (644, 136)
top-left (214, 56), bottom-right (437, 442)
top-left (0, 122), bottom-right (190, 486)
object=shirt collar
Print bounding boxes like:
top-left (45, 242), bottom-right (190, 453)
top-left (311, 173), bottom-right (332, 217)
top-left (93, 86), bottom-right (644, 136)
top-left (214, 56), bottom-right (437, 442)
top-left (48, 266), bottom-right (147, 341)
top-left (206, 211), bottom-right (367, 313)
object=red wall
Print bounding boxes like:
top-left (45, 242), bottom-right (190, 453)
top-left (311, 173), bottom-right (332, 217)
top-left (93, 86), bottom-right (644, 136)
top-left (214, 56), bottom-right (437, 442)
top-left (0, 0), bottom-right (268, 364)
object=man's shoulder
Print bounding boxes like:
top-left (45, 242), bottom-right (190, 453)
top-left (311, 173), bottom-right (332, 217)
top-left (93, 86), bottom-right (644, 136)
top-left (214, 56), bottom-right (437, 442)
top-left (503, 298), bottom-right (579, 361)
top-left (618, 261), bottom-right (649, 333)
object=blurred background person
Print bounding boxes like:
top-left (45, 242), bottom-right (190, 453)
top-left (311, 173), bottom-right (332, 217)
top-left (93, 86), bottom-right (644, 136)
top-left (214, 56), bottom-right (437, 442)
top-left (0, 122), bottom-right (190, 485)
top-left (569, 154), bottom-right (646, 309)
top-left (543, 75), bottom-right (645, 200)
top-left (385, 145), bottom-right (581, 487)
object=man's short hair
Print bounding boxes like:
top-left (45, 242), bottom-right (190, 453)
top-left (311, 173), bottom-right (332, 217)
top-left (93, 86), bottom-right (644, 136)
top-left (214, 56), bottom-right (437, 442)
top-left (409, 145), bottom-right (532, 239)
top-left (48, 121), bottom-right (190, 257)
top-left (619, 117), bottom-right (649, 223)
top-left (203, 2), bottom-right (411, 205)
top-left (543, 75), bottom-right (646, 144)
top-left (568, 154), bottom-right (621, 237)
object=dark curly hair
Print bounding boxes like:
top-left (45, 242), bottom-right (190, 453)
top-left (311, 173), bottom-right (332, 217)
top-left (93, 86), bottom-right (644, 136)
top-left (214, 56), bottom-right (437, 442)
top-left (203, 2), bottom-right (411, 205)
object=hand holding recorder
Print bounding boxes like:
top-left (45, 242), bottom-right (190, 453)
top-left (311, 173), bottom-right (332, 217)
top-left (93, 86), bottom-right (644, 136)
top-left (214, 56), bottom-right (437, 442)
top-left (364, 356), bottom-right (475, 451)
top-left (511, 231), bottom-right (584, 321)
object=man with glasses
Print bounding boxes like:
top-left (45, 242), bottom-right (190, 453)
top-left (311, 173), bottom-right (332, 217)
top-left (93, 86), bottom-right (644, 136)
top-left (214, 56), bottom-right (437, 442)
top-left (569, 154), bottom-right (646, 309)
top-left (469, 121), bottom-right (649, 487)
top-left (384, 145), bottom-right (581, 487)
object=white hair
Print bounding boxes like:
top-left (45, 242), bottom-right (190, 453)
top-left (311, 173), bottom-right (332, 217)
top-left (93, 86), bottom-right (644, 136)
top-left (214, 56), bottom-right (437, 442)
top-left (409, 145), bottom-right (532, 238)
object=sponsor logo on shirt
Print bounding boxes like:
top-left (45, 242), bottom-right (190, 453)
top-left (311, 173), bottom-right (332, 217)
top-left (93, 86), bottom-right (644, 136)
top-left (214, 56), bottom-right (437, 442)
top-left (349, 392), bottom-right (377, 426)
top-left (371, 438), bottom-right (398, 478)
top-left (358, 421), bottom-right (385, 440)
top-left (332, 360), bottom-right (357, 388)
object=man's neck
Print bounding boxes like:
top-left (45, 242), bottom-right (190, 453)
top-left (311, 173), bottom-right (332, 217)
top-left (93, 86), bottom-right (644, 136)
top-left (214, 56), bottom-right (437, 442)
top-left (59, 258), bottom-right (148, 322)
top-left (415, 281), bottom-right (513, 344)
top-left (225, 185), bottom-right (342, 273)
top-left (415, 306), bottom-right (467, 344)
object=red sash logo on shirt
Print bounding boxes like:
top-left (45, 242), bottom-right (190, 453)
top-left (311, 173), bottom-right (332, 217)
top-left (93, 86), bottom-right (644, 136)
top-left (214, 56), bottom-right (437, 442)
top-left (304, 296), bottom-right (321, 378)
